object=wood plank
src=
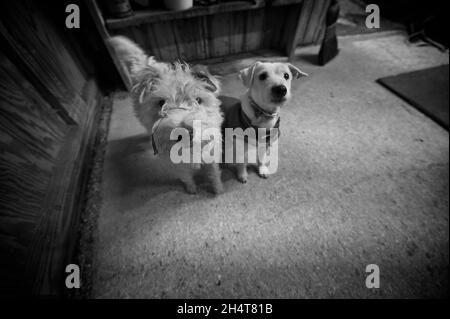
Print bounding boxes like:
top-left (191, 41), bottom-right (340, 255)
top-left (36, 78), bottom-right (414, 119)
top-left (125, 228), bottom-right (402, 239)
top-left (228, 10), bottom-right (246, 55)
top-left (206, 12), bottom-right (231, 58)
top-left (311, 0), bottom-right (331, 44)
top-left (262, 6), bottom-right (286, 50)
top-left (106, 0), bottom-right (267, 29)
top-left (243, 8), bottom-right (265, 52)
top-left (145, 23), bottom-right (163, 59)
top-left (285, 0), bottom-right (312, 60)
top-left (24, 83), bottom-right (103, 296)
top-left (0, 51), bottom-right (67, 184)
top-left (106, 0), bottom-right (304, 29)
top-left (86, 0), bottom-right (132, 90)
top-left (294, 0), bottom-right (315, 46)
top-left (303, 0), bottom-right (330, 45)
top-left (0, 0), bottom-right (105, 297)
top-left (172, 17), bottom-right (205, 61)
top-left (0, 51), bottom-right (68, 295)
top-left (0, 235), bottom-right (27, 296)
top-left (0, 1), bottom-right (88, 124)
top-left (188, 17), bottom-right (207, 61)
top-left (200, 16), bottom-right (211, 59)
top-left (151, 21), bottom-right (179, 61)
top-left (130, 26), bottom-right (148, 50)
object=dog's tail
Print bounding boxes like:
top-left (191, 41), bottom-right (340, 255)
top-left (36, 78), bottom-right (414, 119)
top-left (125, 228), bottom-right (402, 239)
top-left (108, 36), bottom-right (149, 76)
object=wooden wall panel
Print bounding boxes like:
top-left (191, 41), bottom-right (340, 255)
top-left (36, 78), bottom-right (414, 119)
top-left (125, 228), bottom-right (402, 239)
top-left (0, 51), bottom-right (68, 295)
top-left (151, 22), bottom-right (180, 62)
top-left (263, 6), bottom-right (290, 50)
top-left (243, 8), bottom-right (265, 52)
top-left (173, 17), bottom-right (207, 61)
top-left (228, 11), bottom-right (246, 55)
top-left (100, 1), bottom-right (330, 66)
top-left (0, 1), bottom-right (88, 125)
top-left (302, 0), bottom-right (330, 45)
top-left (110, 7), bottom-right (292, 62)
top-left (144, 23), bottom-right (163, 58)
top-left (130, 25), bottom-right (150, 53)
top-left (206, 13), bottom-right (232, 58)
top-left (0, 0), bottom-right (107, 296)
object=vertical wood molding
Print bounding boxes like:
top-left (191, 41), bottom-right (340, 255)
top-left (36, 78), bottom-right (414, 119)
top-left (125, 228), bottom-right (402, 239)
top-left (0, 0), bottom-right (104, 296)
top-left (86, 0), bottom-right (132, 90)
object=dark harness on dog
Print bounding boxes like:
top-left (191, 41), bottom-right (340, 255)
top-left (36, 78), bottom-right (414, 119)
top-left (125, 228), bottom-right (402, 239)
top-left (221, 98), bottom-right (280, 147)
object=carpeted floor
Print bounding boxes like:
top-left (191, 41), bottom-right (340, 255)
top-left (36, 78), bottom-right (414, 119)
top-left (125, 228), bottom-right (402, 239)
top-left (92, 32), bottom-right (449, 298)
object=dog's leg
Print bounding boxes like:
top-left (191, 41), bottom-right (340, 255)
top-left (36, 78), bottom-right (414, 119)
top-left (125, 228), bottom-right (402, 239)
top-left (204, 163), bottom-right (224, 194)
top-left (257, 148), bottom-right (269, 179)
top-left (179, 170), bottom-right (197, 194)
top-left (235, 163), bottom-right (248, 183)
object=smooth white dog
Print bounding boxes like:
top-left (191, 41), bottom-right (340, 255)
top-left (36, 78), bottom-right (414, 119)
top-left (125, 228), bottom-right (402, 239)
top-left (221, 61), bottom-right (308, 183)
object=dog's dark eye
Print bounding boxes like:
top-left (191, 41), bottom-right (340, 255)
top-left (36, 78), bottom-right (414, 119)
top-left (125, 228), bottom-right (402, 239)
top-left (196, 97), bottom-right (202, 104)
top-left (158, 99), bottom-right (165, 108)
top-left (259, 73), bottom-right (268, 81)
top-left (284, 73), bottom-right (290, 80)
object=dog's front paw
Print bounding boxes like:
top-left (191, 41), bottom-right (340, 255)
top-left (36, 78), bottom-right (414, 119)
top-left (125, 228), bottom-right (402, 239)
top-left (258, 166), bottom-right (270, 179)
top-left (211, 182), bottom-right (224, 195)
top-left (184, 183), bottom-right (198, 194)
top-left (237, 174), bottom-right (248, 183)
top-left (236, 164), bottom-right (248, 183)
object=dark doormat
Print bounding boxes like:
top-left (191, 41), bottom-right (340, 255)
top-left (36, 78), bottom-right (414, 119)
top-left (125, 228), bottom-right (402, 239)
top-left (377, 65), bottom-right (449, 129)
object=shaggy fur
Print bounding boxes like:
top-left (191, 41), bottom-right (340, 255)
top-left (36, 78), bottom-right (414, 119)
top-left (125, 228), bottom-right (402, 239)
top-left (109, 36), bottom-right (224, 194)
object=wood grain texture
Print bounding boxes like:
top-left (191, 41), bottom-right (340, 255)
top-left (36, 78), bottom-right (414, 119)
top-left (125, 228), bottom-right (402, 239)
top-left (206, 12), bottom-right (232, 58)
top-left (0, 51), bottom-right (68, 296)
top-left (25, 92), bottom-right (101, 295)
top-left (106, 0), bottom-right (305, 29)
top-left (285, 0), bottom-right (312, 59)
top-left (0, 1), bottom-right (89, 125)
top-left (311, 0), bottom-right (331, 44)
top-left (100, 0), bottom-right (326, 64)
top-left (99, 0), bottom-right (328, 64)
top-left (145, 23), bottom-right (163, 59)
top-left (228, 10), bottom-right (246, 55)
top-left (302, 0), bottom-right (330, 45)
top-left (86, 0), bottom-right (132, 89)
top-left (243, 8), bottom-right (265, 53)
top-left (151, 21), bottom-right (179, 62)
top-left (0, 0), bottom-right (105, 296)
top-left (172, 17), bottom-right (204, 61)
top-left (130, 26), bottom-right (148, 51)
top-left (106, 0), bottom-right (267, 29)
top-left (263, 5), bottom-right (287, 50)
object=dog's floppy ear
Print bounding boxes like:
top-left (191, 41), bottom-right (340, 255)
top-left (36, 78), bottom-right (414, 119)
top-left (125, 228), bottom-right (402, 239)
top-left (288, 63), bottom-right (308, 79)
top-left (239, 62), bottom-right (261, 88)
top-left (191, 65), bottom-right (220, 94)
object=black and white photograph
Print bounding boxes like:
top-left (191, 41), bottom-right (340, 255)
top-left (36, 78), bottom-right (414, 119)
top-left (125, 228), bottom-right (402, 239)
top-left (0, 0), bottom-right (448, 305)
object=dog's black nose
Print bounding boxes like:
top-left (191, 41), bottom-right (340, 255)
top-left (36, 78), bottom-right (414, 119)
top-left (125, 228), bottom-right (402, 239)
top-left (272, 85), bottom-right (287, 98)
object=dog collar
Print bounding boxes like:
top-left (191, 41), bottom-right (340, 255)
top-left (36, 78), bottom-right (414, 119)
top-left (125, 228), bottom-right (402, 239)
top-left (239, 107), bottom-right (280, 146)
top-left (248, 96), bottom-right (279, 120)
